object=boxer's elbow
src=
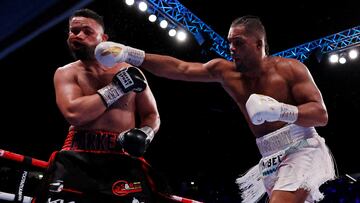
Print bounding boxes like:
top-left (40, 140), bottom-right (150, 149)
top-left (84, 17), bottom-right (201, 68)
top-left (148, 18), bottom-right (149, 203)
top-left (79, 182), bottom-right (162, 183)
top-left (63, 109), bottom-right (91, 126)
top-left (64, 112), bottom-right (86, 126)
top-left (317, 108), bottom-right (328, 126)
top-left (61, 101), bottom-right (98, 126)
top-left (153, 115), bottom-right (161, 133)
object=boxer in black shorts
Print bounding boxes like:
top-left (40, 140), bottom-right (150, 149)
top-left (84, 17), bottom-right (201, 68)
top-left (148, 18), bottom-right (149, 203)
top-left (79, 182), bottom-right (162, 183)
top-left (32, 8), bottom-right (164, 203)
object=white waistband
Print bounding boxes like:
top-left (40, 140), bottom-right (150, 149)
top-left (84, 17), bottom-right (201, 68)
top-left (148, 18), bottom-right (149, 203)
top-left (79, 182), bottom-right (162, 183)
top-left (256, 124), bottom-right (317, 157)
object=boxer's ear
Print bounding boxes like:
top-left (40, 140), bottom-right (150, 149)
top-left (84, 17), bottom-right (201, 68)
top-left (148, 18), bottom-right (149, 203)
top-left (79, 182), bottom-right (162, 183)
top-left (256, 40), bottom-right (262, 49)
top-left (102, 33), bottom-right (108, 41)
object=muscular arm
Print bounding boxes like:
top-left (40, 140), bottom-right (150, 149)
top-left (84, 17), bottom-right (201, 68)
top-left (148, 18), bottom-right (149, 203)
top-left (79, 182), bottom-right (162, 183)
top-left (141, 54), bottom-right (224, 82)
top-left (135, 85), bottom-right (160, 133)
top-left (95, 41), bottom-right (226, 82)
top-left (54, 67), bottom-right (106, 126)
top-left (289, 60), bottom-right (328, 127)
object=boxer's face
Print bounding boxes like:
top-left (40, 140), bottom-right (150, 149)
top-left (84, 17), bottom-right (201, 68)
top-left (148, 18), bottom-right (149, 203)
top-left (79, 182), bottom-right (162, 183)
top-left (228, 25), bottom-right (259, 73)
top-left (67, 16), bottom-right (104, 61)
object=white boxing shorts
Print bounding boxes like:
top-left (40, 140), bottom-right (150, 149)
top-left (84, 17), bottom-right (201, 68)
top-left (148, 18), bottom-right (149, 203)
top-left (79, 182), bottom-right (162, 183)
top-left (236, 124), bottom-right (336, 203)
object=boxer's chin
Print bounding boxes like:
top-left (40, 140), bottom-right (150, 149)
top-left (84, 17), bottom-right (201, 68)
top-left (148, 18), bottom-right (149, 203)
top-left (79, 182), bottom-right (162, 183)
top-left (69, 45), bottom-right (95, 61)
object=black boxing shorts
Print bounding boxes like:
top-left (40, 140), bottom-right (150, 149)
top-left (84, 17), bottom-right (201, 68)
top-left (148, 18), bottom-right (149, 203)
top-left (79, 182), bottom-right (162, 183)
top-left (32, 130), bottom-right (173, 203)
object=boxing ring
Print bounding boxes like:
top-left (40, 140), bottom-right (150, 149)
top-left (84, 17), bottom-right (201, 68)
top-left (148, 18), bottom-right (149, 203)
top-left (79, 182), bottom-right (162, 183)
top-left (0, 149), bottom-right (203, 203)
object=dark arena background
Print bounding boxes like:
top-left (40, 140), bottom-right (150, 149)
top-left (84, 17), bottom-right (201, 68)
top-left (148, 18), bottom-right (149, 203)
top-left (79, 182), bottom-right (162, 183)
top-left (0, 0), bottom-right (359, 202)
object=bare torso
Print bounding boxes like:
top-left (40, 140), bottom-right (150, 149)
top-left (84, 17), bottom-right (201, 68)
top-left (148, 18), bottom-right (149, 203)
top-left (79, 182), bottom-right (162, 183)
top-left (218, 57), bottom-right (295, 137)
top-left (57, 61), bottom-right (137, 133)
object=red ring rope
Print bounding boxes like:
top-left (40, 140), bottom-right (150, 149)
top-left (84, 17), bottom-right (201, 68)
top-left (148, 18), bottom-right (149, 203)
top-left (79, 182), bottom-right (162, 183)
top-left (0, 149), bottom-right (48, 169)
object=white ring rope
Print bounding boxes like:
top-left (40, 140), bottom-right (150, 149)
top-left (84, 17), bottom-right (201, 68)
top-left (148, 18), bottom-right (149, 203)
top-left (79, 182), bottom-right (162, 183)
top-left (0, 191), bottom-right (32, 203)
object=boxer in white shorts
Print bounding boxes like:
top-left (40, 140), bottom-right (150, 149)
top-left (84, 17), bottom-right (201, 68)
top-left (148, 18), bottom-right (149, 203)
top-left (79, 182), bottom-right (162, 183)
top-left (237, 123), bottom-right (335, 203)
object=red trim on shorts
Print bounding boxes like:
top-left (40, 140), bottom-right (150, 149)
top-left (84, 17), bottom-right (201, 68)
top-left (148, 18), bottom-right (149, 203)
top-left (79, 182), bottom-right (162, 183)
top-left (62, 129), bottom-right (120, 151)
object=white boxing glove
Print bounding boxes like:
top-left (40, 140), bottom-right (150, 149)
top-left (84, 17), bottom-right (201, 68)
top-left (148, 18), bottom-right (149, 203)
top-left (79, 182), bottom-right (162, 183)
top-left (95, 41), bottom-right (145, 67)
top-left (245, 94), bottom-right (298, 125)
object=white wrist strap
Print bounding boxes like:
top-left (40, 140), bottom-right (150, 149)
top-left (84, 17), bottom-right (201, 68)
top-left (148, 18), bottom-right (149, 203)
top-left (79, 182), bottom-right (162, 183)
top-left (139, 126), bottom-right (155, 142)
top-left (97, 82), bottom-right (124, 107)
top-left (279, 103), bottom-right (298, 123)
top-left (126, 47), bottom-right (145, 67)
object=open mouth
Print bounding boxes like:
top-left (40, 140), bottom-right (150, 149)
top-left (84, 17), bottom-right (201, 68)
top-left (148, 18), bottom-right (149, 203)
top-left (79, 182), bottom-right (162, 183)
top-left (72, 41), bottom-right (85, 49)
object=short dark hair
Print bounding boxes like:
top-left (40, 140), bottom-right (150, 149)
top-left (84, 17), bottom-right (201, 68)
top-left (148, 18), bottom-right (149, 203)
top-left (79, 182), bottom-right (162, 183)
top-left (69, 8), bottom-right (105, 31)
top-left (231, 15), bottom-right (269, 54)
top-left (231, 15), bottom-right (264, 34)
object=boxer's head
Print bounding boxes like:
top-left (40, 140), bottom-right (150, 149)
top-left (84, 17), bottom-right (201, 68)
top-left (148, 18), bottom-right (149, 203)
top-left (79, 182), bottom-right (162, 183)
top-left (228, 15), bottom-right (268, 72)
top-left (67, 9), bottom-right (108, 61)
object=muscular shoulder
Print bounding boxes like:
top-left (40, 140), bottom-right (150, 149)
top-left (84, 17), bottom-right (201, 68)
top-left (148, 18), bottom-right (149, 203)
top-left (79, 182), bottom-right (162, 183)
top-left (204, 58), bottom-right (234, 75)
top-left (54, 61), bottom-right (83, 82)
top-left (273, 57), bottom-right (310, 82)
top-left (57, 61), bottom-right (83, 72)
